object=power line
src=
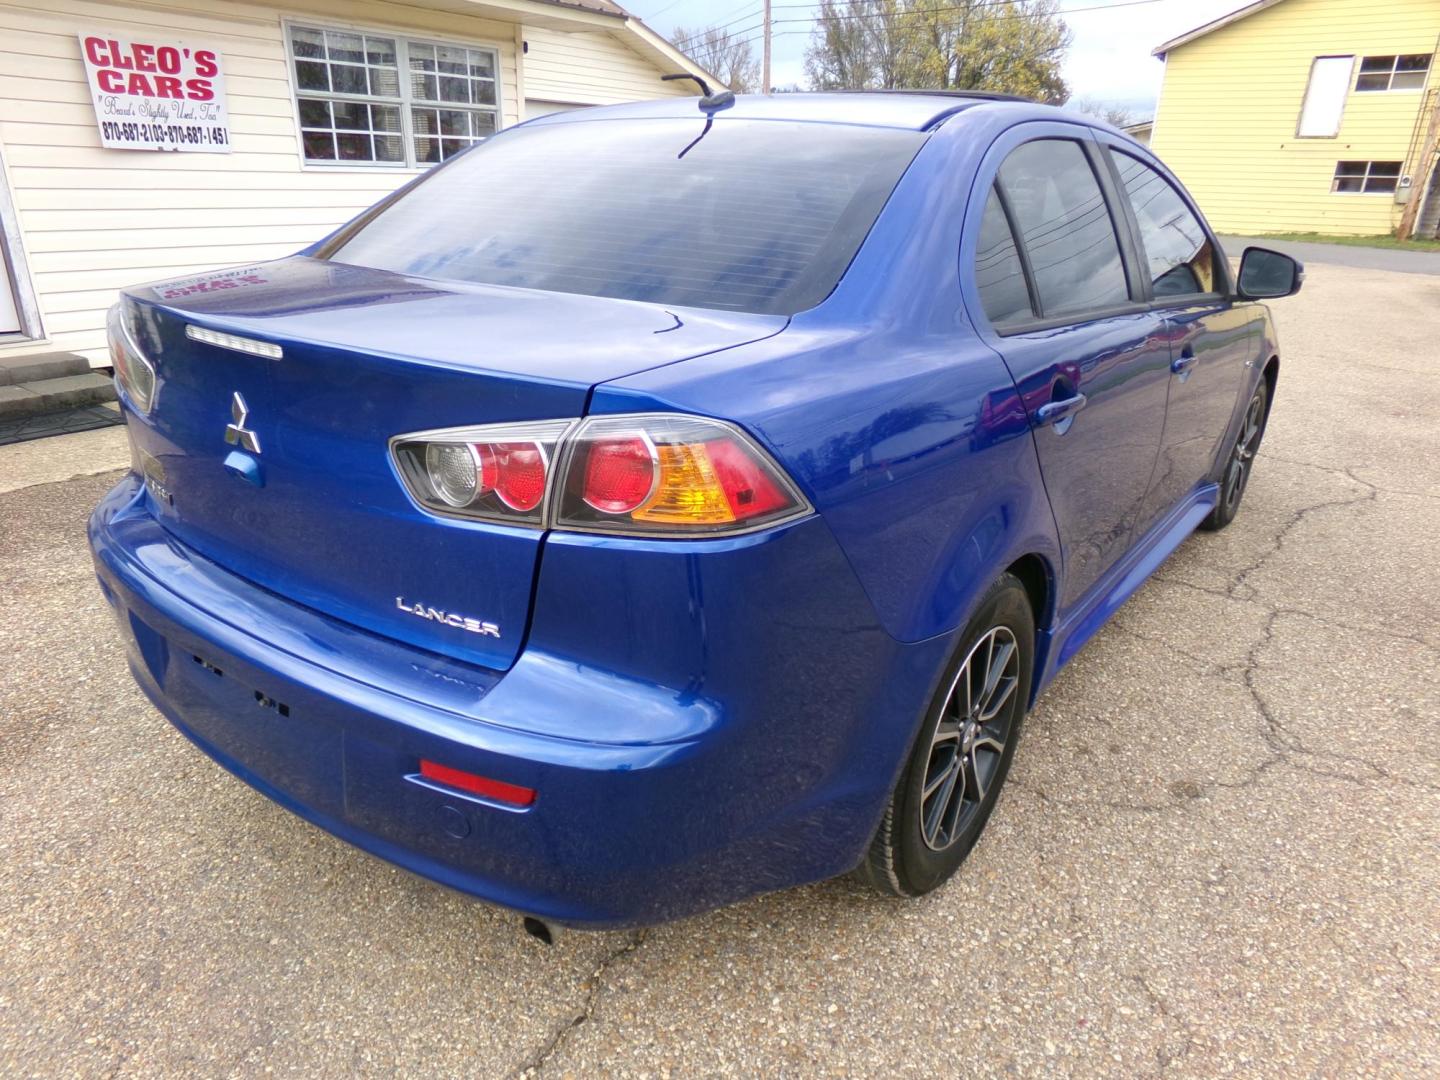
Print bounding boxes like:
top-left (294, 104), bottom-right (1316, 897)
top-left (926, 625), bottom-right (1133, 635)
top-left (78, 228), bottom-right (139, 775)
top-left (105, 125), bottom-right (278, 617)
top-left (644, 0), bottom-right (696, 20)
top-left (669, 3), bottom-right (766, 48)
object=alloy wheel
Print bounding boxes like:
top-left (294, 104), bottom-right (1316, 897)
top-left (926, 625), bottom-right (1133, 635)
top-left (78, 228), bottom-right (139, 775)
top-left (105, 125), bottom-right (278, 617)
top-left (919, 626), bottom-right (1020, 851)
top-left (1223, 388), bottom-right (1266, 514)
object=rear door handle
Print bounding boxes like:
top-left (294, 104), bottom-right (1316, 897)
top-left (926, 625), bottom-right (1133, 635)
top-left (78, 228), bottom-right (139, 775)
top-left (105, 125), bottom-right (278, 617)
top-left (1036, 393), bottom-right (1087, 427)
top-left (1171, 348), bottom-right (1197, 375)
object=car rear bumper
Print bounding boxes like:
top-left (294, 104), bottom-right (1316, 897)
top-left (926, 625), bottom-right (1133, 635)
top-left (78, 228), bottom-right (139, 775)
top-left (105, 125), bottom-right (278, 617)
top-left (90, 474), bottom-right (948, 927)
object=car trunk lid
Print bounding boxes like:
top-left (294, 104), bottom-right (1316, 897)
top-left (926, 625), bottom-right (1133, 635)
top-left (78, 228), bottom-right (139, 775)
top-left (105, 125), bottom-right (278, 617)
top-left (124, 256), bottom-right (785, 669)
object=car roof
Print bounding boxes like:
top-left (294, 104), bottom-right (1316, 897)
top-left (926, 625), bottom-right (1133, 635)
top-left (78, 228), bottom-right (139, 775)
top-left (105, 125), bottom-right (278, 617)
top-left (526, 91), bottom-right (1073, 132)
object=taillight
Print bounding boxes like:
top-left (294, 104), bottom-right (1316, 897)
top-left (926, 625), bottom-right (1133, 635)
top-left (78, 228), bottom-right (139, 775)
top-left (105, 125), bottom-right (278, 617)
top-left (391, 420), bottom-right (571, 527)
top-left (106, 302), bottom-right (156, 414)
top-left (390, 414), bottom-right (810, 536)
top-left (556, 415), bottom-right (807, 535)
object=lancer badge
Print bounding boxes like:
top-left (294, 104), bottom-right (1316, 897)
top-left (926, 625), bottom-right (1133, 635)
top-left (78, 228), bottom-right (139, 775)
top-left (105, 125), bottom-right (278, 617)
top-left (396, 596), bottom-right (500, 638)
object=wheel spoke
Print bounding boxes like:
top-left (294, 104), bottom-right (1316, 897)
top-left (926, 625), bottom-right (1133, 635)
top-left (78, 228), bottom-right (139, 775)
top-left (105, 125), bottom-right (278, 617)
top-left (965, 747), bottom-right (988, 802)
top-left (972, 733), bottom-right (1006, 758)
top-left (978, 675), bottom-right (1017, 721)
top-left (923, 760), bottom-right (962, 843)
top-left (923, 756), bottom-right (957, 800)
top-left (978, 638), bottom-right (1016, 713)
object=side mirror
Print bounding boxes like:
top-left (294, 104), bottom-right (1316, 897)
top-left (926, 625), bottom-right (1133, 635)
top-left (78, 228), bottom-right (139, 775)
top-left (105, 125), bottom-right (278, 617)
top-left (1236, 246), bottom-right (1304, 300)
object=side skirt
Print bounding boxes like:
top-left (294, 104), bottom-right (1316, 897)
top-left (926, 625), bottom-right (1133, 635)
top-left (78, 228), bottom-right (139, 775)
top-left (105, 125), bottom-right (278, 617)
top-left (1035, 482), bottom-right (1219, 694)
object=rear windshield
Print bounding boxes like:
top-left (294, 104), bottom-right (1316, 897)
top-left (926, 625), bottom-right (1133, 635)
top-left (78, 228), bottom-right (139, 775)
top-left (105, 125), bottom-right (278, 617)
top-left (323, 118), bottom-right (925, 316)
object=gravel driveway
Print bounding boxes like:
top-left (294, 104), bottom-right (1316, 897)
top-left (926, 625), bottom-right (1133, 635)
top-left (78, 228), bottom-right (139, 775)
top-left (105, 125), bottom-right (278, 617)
top-left (2, 261), bottom-right (1437, 1077)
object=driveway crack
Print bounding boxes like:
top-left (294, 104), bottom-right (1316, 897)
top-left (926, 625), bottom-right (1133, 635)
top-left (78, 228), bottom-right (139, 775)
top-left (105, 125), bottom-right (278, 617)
top-left (512, 929), bottom-right (648, 1079)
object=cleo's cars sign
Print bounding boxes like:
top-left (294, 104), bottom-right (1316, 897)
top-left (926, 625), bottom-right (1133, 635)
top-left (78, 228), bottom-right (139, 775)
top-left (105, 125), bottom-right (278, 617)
top-left (78, 32), bottom-right (231, 153)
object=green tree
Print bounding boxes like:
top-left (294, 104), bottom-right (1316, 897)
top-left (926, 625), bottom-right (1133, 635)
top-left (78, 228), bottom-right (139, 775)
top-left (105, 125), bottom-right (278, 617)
top-left (804, 0), bottom-right (1071, 103)
top-left (803, 0), bottom-right (876, 91)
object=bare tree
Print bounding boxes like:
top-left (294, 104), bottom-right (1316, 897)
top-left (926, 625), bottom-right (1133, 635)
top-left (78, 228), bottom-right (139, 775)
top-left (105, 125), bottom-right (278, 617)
top-left (670, 24), bottom-right (761, 93)
top-left (1071, 98), bottom-right (1139, 128)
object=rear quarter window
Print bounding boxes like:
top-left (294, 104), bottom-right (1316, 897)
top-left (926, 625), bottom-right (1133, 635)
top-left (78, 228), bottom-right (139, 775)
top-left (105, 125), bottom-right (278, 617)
top-left (324, 118), bottom-right (926, 316)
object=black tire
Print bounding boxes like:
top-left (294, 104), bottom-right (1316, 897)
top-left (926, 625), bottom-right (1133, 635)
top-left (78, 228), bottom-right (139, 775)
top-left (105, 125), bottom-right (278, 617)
top-left (858, 573), bottom-right (1035, 898)
top-left (1199, 378), bottom-right (1269, 532)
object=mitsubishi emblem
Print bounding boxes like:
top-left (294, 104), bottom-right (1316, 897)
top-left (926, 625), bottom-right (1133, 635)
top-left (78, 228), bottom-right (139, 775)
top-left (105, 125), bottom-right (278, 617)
top-left (225, 392), bottom-right (261, 454)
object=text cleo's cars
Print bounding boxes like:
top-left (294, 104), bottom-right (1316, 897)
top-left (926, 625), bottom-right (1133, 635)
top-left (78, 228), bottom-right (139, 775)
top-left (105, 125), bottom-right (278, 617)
top-left (90, 92), bottom-right (1297, 927)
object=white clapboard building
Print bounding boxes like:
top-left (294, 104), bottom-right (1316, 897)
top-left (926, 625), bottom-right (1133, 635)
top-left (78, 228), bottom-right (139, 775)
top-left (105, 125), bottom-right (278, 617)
top-left (0, 0), bottom-right (712, 439)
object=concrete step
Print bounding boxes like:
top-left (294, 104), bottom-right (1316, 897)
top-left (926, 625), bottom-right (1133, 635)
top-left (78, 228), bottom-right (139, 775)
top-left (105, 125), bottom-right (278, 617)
top-left (0, 371), bottom-right (118, 421)
top-left (0, 401), bottom-right (123, 447)
top-left (0, 351), bottom-right (92, 387)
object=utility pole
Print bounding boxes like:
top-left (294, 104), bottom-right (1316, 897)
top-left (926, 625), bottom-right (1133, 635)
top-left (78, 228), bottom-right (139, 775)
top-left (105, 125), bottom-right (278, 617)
top-left (1398, 87), bottom-right (1440, 240)
top-left (762, 0), bottom-right (772, 94)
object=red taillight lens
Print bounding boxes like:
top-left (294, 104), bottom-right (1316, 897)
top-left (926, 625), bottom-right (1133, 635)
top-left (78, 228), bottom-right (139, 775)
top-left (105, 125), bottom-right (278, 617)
top-left (581, 435), bottom-right (658, 514)
top-left (487, 442), bottom-right (547, 512)
top-left (419, 760), bottom-right (536, 807)
top-left (704, 437), bottom-right (793, 521)
top-left (556, 415), bottom-right (809, 536)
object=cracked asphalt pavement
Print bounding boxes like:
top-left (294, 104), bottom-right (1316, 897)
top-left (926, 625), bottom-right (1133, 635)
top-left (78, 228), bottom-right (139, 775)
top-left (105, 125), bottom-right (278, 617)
top-left (2, 262), bottom-right (1437, 1077)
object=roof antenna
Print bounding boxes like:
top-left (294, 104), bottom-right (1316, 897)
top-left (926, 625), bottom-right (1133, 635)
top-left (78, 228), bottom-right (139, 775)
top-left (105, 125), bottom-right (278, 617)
top-left (662, 73), bottom-right (735, 112)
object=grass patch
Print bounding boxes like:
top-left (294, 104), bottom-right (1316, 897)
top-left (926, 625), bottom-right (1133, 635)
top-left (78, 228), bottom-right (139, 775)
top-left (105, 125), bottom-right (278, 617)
top-left (1249, 231), bottom-right (1440, 253)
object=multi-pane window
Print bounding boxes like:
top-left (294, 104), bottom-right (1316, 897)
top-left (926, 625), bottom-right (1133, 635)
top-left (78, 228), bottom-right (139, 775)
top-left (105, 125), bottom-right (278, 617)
top-left (289, 25), bottom-right (499, 167)
top-left (1332, 161), bottom-right (1403, 194)
top-left (408, 43), bottom-right (498, 163)
top-left (1355, 54), bottom-right (1431, 92)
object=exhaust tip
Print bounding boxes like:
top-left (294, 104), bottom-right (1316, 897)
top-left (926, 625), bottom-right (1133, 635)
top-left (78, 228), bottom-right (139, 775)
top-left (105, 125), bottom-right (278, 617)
top-left (522, 916), bottom-right (555, 945)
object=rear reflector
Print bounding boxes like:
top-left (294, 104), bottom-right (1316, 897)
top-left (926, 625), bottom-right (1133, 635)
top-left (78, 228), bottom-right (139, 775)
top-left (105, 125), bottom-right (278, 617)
top-left (419, 759), bottom-right (536, 807)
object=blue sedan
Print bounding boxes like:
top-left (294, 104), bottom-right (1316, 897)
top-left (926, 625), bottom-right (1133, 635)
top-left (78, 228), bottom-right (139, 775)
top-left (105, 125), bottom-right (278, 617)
top-left (90, 91), bottom-right (1302, 929)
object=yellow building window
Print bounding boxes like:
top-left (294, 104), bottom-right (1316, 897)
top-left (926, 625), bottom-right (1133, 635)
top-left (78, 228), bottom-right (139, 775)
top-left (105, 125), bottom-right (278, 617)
top-left (1332, 161), bottom-right (1402, 194)
top-left (1356, 55), bottom-right (1431, 92)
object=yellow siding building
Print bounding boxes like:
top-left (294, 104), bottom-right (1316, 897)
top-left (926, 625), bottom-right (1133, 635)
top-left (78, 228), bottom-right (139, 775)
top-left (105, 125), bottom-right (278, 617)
top-left (1150, 0), bottom-right (1440, 236)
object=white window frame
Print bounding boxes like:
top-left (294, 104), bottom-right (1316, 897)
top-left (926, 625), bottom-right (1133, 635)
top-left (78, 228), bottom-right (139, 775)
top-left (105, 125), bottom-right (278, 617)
top-left (1331, 160), bottom-right (1404, 196)
top-left (1295, 55), bottom-right (1354, 138)
top-left (1355, 53), bottom-right (1432, 93)
top-left (0, 143), bottom-right (43, 342)
top-left (282, 18), bottom-right (505, 171)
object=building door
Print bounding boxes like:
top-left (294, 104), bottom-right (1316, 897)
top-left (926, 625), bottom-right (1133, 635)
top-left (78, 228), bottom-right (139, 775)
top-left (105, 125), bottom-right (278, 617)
top-left (0, 252), bottom-right (21, 335)
top-left (0, 145), bottom-right (26, 335)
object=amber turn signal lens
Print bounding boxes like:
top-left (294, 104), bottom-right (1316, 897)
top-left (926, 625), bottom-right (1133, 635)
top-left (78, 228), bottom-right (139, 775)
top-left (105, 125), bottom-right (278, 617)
top-left (557, 415), bottom-right (810, 536)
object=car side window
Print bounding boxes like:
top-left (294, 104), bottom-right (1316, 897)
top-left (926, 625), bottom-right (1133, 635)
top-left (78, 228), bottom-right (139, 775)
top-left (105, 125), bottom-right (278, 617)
top-left (996, 139), bottom-right (1130, 319)
top-left (975, 186), bottom-right (1034, 328)
top-left (1111, 151), bottom-right (1221, 299)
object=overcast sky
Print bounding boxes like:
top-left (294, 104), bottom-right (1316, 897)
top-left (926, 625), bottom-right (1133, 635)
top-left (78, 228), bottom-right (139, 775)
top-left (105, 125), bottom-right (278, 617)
top-left (625, 0), bottom-right (1247, 119)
